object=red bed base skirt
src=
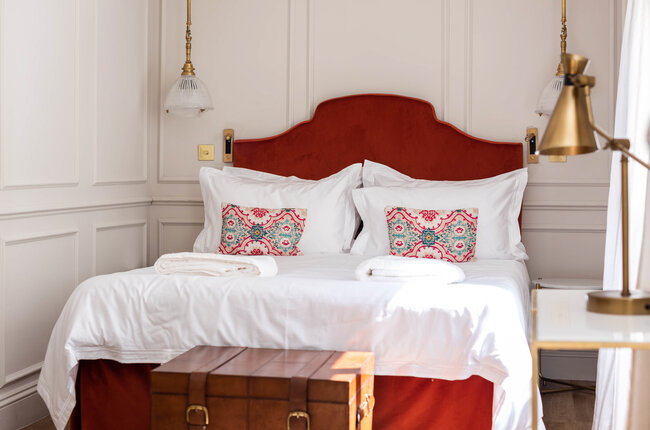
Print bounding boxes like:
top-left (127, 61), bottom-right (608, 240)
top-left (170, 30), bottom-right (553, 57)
top-left (70, 359), bottom-right (493, 429)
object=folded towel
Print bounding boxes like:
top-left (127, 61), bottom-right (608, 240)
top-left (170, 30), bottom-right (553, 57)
top-left (355, 255), bottom-right (465, 283)
top-left (154, 252), bottom-right (278, 277)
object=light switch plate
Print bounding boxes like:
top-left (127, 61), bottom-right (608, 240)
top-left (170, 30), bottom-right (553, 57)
top-left (549, 155), bottom-right (567, 163)
top-left (198, 144), bottom-right (214, 161)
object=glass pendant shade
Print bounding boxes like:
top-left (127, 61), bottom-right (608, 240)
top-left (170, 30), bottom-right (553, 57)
top-left (538, 54), bottom-right (599, 156)
top-left (536, 0), bottom-right (569, 117)
top-left (535, 74), bottom-right (564, 116)
top-left (164, 74), bottom-right (213, 118)
top-left (164, 0), bottom-right (213, 117)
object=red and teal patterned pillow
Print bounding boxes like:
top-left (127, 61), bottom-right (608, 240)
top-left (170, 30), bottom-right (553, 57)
top-left (219, 203), bottom-right (307, 256)
top-left (385, 206), bottom-right (478, 262)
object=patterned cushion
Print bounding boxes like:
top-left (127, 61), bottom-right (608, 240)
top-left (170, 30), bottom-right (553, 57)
top-left (219, 204), bottom-right (307, 256)
top-left (385, 206), bottom-right (478, 262)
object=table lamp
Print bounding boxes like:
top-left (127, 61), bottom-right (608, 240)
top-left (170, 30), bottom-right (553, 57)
top-left (538, 52), bottom-right (650, 315)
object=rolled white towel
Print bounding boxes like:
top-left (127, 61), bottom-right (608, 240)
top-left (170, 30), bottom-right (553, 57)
top-left (355, 255), bottom-right (465, 283)
top-left (154, 252), bottom-right (278, 277)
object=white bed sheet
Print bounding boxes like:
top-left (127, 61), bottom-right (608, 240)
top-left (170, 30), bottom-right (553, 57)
top-left (37, 254), bottom-right (543, 430)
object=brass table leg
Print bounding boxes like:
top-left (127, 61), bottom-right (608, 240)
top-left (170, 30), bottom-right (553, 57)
top-left (532, 344), bottom-right (539, 430)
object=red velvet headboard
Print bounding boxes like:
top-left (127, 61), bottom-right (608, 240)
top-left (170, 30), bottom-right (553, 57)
top-left (234, 94), bottom-right (523, 180)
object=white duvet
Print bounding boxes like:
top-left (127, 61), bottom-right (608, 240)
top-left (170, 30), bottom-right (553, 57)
top-left (37, 254), bottom-right (543, 430)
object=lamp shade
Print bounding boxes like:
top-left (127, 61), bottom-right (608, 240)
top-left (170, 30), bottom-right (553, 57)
top-left (538, 53), bottom-right (599, 156)
top-left (163, 74), bottom-right (214, 118)
top-left (535, 74), bottom-right (564, 116)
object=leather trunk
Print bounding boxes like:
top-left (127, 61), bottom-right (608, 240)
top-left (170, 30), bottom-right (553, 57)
top-left (150, 346), bottom-right (374, 430)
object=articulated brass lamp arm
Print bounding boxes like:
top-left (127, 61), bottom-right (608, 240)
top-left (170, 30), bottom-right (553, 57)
top-left (607, 140), bottom-right (650, 171)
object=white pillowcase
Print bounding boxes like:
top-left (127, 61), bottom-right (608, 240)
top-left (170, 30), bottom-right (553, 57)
top-left (221, 165), bottom-right (362, 250)
top-left (222, 166), bottom-right (304, 182)
top-left (363, 159), bottom-right (522, 187)
top-left (352, 161), bottom-right (528, 260)
top-left (194, 164), bottom-right (362, 254)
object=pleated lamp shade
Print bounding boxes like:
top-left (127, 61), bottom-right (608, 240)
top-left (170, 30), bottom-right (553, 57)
top-left (536, 0), bottom-right (570, 117)
top-left (535, 74), bottom-right (564, 116)
top-left (164, 74), bottom-right (213, 118)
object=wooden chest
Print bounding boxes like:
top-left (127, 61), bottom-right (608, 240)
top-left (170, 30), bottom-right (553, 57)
top-left (150, 346), bottom-right (374, 430)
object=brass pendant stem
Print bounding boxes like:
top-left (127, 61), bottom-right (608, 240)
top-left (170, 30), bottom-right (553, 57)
top-left (621, 155), bottom-right (630, 297)
top-left (182, 0), bottom-right (195, 76)
top-left (556, 0), bottom-right (568, 76)
top-left (185, 27), bottom-right (192, 64)
top-left (560, 0), bottom-right (567, 54)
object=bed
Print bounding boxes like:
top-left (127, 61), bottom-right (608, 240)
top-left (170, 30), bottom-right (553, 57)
top-left (37, 94), bottom-right (542, 429)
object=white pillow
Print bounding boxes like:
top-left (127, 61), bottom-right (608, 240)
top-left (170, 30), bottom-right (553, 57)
top-left (363, 159), bottom-right (524, 187)
top-left (363, 159), bottom-right (413, 186)
top-left (222, 166), bottom-right (303, 182)
top-left (351, 165), bottom-right (528, 260)
top-left (222, 165), bottom-right (362, 250)
top-left (193, 164), bottom-right (362, 254)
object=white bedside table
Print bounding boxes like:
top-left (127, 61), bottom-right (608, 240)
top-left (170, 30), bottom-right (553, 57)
top-left (534, 278), bottom-right (603, 290)
top-left (533, 278), bottom-right (603, 393)
top-left (530, 289), bottom-right (650, 430)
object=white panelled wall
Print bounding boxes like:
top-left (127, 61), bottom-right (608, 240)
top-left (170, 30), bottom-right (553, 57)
top-left (0, 0), bottom-right (624, 427)
top-left (0, 0), bottom-right (153, 427)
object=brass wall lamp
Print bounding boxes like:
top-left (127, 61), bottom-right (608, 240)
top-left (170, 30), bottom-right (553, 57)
top-left (538, 52), bottom-right (650, 315)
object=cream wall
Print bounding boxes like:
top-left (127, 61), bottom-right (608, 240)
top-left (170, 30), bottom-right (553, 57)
top-left (0, 0), bottom-right (154, 427)
top-left (0, 0), bottom-right (625, 427)
top-left (151, 0), bottom-right (623, 282)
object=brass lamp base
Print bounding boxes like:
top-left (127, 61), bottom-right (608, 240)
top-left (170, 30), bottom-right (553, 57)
top-left (587, 290), bottom-right (650, 315)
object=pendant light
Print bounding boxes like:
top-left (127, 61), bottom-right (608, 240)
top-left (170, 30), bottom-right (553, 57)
top-left (535, 0), bottom-right (568, 116)
top-left (164, 0), bottom-right (213, 118)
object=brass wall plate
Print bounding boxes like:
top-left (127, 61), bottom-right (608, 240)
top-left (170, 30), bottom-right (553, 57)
top-left (198, 144), bottom-right (214, 161)
top-left (549, 154), bottom-right (567, 162)
top-left (223, 129), bottom-right (234, 163)
top-left (526, 127), bottom-right (539, 164)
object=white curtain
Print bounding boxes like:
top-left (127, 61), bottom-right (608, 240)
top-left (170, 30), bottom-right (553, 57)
top-left (592, 1), bottom-right (650, 429)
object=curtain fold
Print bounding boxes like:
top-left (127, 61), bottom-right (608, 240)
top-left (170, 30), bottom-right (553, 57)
top-left (592, 1), bottom-right (650, 429)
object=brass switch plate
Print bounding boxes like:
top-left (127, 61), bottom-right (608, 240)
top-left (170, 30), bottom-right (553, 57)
top-left (549, 154), bottom-right (567, 162)
top-left (526, 127), bottom-right (539, 164)
top-left (198, 144), bottom-right (214, 161)
top-left (223, 129), bottom-right (234, 163)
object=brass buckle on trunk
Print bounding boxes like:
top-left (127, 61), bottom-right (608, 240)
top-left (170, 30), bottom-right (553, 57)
top-left (186, 404), bottom-right (209, 426)
top-left (287, 410), bottom-right (310, 430)
top-left (356, 393), bottom-right (375, 428)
